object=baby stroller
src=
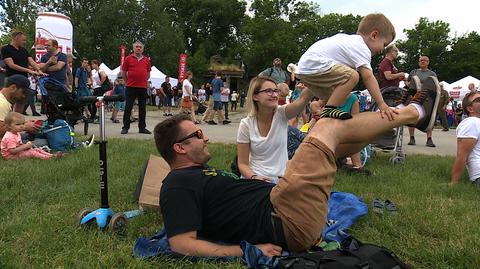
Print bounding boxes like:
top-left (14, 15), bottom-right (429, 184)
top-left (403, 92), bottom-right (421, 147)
top-left (195, 100), bottom-right (207, 115)
top-left (371, 86), bottom-right (409, 165)
top-left (38, 76), bottom-right (90, 135)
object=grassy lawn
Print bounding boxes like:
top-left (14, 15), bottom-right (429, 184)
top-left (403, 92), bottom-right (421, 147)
top-left (0, 139), bottom-right (478, 268)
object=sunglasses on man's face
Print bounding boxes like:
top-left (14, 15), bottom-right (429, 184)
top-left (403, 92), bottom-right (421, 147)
top-left (175, 129), bottom-right (204, 144)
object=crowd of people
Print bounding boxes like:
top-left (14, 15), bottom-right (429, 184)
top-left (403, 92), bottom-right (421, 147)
top-left (153, 12), bottom-right (477, 260)
top-left (0, 12), bottom-right (478, 262)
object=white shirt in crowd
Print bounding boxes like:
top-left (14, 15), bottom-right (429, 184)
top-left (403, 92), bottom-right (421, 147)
top-left (237, 105), bottom-right (288, 181)
top-left (221, 87), bottom-right (230, 102)
top-left (198, 88), bottom-right (206, 102)
top-left (456, 116), bottom-right (480, 181)
top-left (92, 69), bottom-right (106, 89)
top-left (182, 79), bottom-right (193, 97)
top-left (231, 92), bottom-right (238, 102)
top-left (297, 33), bottom-right (372, 74)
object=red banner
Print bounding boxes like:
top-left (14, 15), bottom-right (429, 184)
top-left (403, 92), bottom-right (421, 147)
top-left (120, 44), bottom-right (126, 66)
top-left (178, 53), bottom-right (188, 82)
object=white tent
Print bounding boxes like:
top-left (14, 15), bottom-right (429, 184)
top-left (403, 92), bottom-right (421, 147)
top-left (106, 65), bottom-right (178, 88)
top-left (106, 66), bottom-right (122, 82)
top-left (99, 63), bottom-right (112, 74)
top-left (448, 76), bottom-right (480, 101)
top-left (149, 66), bottom-right (178, 89)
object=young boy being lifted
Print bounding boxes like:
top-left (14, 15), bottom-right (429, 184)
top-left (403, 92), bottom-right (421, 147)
top-left (294, 13), bottom-right (396, 120)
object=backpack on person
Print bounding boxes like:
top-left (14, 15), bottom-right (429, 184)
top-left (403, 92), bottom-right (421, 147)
top-left (42, 119), bottom-right (75, 152)
top-left (278, 236), bottom-right (410, 269)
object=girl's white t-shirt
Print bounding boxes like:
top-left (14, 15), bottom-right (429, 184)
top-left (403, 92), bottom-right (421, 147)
top-left (237, 105), bottom-right (288, 179)
top-left (182, 79), bottom-right (192, 97)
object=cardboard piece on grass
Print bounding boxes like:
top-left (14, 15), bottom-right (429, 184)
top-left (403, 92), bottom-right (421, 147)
top-left (134, 154), bottom-right (170, 209)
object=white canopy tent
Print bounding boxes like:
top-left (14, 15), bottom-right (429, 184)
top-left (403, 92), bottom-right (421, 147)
top-left (104, 65), bottom-right (178, 88)
top-left (447, 76), bottom-right (480, 101)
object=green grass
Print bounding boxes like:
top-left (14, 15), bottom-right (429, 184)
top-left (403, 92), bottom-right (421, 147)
top-left (0, 140), bottom-right (478, 268)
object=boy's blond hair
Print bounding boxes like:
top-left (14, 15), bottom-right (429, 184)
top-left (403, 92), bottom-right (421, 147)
top-left (4, 112), bottom-right (24, 126)
top-left (357, 13), bottom-right (396, 41)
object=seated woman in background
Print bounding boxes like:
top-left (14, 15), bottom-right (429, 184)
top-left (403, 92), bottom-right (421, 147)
top-left (237, 77), bottom-right (313, 183)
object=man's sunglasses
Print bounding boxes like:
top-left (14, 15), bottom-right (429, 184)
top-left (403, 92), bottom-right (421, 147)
top-left (175, 129), bottom-right (204, 144)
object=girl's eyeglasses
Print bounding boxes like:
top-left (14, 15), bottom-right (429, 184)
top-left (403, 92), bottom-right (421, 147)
top-left (256, 88), bottom-right (280, 96)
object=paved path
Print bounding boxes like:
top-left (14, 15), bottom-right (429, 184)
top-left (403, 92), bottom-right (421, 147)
top-left (28, 107), bottom-right (458, 157)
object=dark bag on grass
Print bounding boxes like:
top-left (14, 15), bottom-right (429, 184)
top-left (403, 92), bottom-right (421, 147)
top-left (278, 236), bottom-right (410, 269)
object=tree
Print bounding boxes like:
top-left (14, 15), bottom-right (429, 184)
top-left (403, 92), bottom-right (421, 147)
top-left (444, 32), bottom-right (480, 81)
top-left (0, 0), bottom-right (43, 48)
top-left (396, 18), bottom-right (451, 78)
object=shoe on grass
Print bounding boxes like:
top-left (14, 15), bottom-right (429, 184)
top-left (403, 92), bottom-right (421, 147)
top-left (384, 199), bottom-right (398, 215)
top-left (372, 198), bottom-right (384, 215)
top-left (409, 76), bottom-right (440, 132)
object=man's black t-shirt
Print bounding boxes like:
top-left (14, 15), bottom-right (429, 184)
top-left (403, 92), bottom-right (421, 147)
top-left (161, 82), bottom-right (172, 98)
top-left (160, 165), bottom-right (275, 245)
top-left (1, 44), bottom-right (31, 77)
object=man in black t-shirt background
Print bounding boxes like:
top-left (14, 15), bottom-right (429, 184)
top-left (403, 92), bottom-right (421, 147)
top-left (1, 30), bottom-right (45, 113)
top-left (159, 76), bottom-right (173, 116)
top-left (153, 85), bottom-right (439, 257)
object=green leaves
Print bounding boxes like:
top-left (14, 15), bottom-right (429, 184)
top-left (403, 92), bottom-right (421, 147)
top-left (1, 1), bottom-right (479, 83)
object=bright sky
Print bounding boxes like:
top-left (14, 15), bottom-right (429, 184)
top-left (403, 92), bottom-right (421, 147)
top-left (312, 0), bottom-right (479, 41)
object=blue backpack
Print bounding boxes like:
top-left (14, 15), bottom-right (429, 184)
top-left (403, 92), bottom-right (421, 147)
top-left (43, 119), bottom-right (75, 152)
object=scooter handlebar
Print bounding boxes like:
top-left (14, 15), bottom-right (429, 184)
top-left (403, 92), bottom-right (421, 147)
top-left (103, 95), bottom-right (125, 102)
top-left (78, 95), bottom-right (125, 104)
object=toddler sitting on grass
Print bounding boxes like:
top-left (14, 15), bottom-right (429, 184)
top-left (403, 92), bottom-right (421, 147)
top-left (1, 112), bottom-right (62, 160)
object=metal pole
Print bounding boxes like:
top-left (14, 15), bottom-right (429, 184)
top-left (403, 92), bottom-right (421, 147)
top-left (98, 97), bottom-right (109, 208)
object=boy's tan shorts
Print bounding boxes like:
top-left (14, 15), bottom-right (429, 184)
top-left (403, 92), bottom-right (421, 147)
top-left (296, 64), bottom-right (354, 101)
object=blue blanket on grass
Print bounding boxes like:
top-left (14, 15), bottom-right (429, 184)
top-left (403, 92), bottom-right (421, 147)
top-left (133, 192), bottom-right (367, 268)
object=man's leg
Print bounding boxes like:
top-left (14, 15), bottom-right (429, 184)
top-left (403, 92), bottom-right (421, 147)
top-left (137, 89), bottom-right (147, 131)
top-left (122, 87), bottom-right (136, 132)
top-left (408, 126), bottom-right (416, 145)
top-left (271, 106), bottom-right (420, 252)
top-left (223, 102), bottom-right (229, 120)
top-left (439, 109), bottom-right (449, 130)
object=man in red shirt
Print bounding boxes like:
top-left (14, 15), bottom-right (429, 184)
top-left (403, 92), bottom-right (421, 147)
top-left (121, 41), bottom-right (152, 134)
top-left (378, 44), bottom-right (405, 89)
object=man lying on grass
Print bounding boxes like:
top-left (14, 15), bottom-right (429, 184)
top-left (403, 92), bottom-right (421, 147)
top-left (153, 77), bottom-right (440, 256)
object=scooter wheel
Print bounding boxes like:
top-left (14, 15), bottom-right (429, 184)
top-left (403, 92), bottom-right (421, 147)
top-left (77, 207), bottom-right (94, 225)
top-left (109, 212), bottom-right (127, 233)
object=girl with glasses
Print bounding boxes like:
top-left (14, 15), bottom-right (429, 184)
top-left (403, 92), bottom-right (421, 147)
top-left (236, 76), bottom-right (314, 183)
